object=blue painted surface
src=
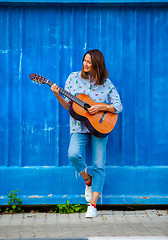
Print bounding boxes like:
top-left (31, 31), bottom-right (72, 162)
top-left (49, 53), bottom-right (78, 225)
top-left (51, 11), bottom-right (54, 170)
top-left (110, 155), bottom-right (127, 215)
top-left (0, 0), bottom-right (168, 3)
top-left (0, 2), bottom-right (168, 205)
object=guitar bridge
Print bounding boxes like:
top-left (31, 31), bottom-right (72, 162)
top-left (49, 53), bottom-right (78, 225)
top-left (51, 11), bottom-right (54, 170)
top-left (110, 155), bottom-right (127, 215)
top-left (99, 111), bottom-right (107, 124)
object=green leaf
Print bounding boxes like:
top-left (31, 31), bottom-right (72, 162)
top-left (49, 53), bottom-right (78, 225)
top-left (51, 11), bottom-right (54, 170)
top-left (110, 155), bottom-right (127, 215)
top-left (7, 200), bottom-right (11, 205)
top-left (74, 207), bottom-right (81, 211)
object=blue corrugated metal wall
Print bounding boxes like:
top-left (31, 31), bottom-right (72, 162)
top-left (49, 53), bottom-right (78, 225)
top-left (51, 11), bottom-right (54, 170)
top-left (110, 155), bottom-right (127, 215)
top-left (0, 1), bottom-right (168, 205)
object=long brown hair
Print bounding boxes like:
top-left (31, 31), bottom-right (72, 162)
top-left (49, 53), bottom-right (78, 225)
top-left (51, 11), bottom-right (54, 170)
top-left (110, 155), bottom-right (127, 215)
top-left (81, 49), bottom-right (108, 85)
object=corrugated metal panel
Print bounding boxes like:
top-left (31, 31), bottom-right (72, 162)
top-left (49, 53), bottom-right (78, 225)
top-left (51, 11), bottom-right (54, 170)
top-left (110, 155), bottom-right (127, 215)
top-left (0, 2), bottom-right (168, 204)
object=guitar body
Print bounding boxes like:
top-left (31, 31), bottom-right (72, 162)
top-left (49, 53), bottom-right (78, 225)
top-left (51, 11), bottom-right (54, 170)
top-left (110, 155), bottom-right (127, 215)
top-left (69, 94), bottom-right (118, 138)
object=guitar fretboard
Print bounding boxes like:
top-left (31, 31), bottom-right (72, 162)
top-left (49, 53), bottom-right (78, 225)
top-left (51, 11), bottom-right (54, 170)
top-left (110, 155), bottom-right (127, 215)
top-left (46, 80), bottom-right (86, 108)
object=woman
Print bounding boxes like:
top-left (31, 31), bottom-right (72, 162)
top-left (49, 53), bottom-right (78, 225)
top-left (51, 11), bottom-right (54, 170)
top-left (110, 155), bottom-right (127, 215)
top-left (51, 49), bottom-right (123, 218)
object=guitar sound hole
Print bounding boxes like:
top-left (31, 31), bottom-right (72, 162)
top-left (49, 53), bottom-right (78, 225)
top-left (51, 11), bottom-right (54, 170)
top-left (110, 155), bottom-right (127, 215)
top-left (84, 103), bottom-right (91, 111)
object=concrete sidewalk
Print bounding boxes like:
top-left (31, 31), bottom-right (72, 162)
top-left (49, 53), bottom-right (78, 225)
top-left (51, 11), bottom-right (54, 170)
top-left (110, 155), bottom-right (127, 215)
top-left (0, 209), bottom-right (168, 239)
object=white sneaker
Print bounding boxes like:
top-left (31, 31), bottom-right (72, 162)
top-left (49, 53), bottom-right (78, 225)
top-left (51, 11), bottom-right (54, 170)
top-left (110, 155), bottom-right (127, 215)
top-left (85, 185), bottom-right (92, 202)
top-left (85, 204), bottom-right (97, 218)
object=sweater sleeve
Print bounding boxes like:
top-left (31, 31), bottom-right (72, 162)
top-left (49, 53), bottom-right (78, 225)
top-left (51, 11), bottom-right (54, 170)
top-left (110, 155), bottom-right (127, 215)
top-left (108, 84), bottom-right (123, 113)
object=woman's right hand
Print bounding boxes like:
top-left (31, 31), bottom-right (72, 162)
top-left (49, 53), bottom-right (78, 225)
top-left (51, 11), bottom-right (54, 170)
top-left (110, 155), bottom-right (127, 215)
top-left (51, 83), bottom-right (60, 95)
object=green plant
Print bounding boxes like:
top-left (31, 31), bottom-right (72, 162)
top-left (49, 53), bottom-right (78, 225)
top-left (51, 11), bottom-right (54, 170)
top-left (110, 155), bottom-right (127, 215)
top-left (51, 200), bottom-right (87, 214)
top-left (6, 190), bottom-right (23, 213)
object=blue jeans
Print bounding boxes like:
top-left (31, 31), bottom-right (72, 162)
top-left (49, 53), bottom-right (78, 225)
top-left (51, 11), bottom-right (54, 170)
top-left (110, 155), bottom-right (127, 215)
top-left (68, 133), bottom-right (109, 193)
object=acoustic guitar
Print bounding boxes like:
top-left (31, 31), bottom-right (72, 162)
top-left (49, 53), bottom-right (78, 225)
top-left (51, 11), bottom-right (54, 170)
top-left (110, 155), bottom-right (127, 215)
top-left (29, 73), bottom-right (118, 138)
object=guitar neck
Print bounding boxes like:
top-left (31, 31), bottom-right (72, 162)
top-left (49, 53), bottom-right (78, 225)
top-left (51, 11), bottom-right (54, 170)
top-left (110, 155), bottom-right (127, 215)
top-left (46, 79), bottom-right (85, 108)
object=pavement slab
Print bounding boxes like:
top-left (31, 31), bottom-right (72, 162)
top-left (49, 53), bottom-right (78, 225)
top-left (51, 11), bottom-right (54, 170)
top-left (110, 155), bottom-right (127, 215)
top-left (0, 210), bottom-right (167, 239)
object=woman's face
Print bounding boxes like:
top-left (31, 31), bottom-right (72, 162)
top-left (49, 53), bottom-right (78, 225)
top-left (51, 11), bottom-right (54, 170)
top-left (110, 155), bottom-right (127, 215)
top-left (83, 54), bottom-right (93, 74)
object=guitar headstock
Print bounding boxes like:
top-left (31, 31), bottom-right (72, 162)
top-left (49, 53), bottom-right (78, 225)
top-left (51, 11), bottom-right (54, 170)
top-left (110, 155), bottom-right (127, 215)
top-left (29, 73), bottom-right (48, 84)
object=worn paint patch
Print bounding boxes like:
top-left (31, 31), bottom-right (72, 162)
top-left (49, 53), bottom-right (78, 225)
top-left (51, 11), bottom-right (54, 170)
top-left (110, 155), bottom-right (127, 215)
top-left (28, 195), bottom-right (43, 198)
